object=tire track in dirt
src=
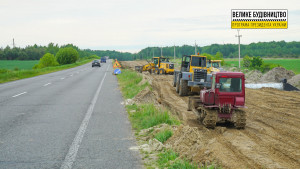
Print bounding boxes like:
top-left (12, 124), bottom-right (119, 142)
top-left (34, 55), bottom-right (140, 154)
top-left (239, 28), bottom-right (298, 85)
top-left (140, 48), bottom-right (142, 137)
top-left (121, 61), bottom-right (300, 169)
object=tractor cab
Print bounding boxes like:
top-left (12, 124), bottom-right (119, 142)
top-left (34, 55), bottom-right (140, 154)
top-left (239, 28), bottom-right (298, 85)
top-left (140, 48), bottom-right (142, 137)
top-left (201, 72), bottom-right (245, 108)
top-left (181, 55), bottom-right (206, 73)
top-left (207, 60), bottom-right (222, 73)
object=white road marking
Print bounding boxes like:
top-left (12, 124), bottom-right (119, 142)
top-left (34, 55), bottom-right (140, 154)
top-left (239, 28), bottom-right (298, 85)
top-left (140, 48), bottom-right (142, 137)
top-left (12, 92), bottom-right (27, 98)
top-left (43, 83), bottom-right (51, 86)
top-left (61, 77), bottom-right (65, 80)
top-left (70, 74), bottom-right (73, 77)
top-left (60, 64), bottom-right (110, 169)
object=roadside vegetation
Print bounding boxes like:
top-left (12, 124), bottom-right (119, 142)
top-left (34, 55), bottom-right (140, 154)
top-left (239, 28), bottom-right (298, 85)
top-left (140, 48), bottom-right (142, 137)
top-left (126, 104), bottom-right (179, 131)
top-left (225, 58), bottom-right (300, 74)
top-left (116, 68), bottom-right (217, 169)
top-left (117, 69), bottom-right (149, 99)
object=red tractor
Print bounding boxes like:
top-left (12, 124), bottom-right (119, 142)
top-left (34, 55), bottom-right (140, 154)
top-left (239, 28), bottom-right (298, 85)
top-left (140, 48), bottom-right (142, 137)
top-left (188, 72), bottom-right (246, 129)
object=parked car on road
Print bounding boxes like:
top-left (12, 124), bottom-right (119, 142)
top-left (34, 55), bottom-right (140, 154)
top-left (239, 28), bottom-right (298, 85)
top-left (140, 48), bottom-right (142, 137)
top-left (92, 60), bottom-right (101, 67)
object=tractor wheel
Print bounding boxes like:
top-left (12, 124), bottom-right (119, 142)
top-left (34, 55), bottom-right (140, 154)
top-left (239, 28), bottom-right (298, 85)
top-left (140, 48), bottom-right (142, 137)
top-left (172, 74), bottom-right (176, 87)
top-left (155, 68), bottom-right (159, 74)
top-left (159, 69), bottom-right (165, 75)
top-left (176, 75), bottom-right (180, 93)
top-left (179, 79), bottom-right (188, 96)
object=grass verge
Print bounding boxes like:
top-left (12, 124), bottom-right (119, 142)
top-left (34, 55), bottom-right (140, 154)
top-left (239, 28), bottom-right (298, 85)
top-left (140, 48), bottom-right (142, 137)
top-left (126, 104), bottom-right (180, 131)
top-left (117, 69), bottom-right (149, 99)
top-left (0, 59), bottom-right (93, 84)
top-left (157, 149), bottom-right (199, 169)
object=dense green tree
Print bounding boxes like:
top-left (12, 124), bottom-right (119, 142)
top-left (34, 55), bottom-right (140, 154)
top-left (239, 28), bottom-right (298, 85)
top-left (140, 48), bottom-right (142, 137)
top-left (56, 47), bottom-right (79, 65)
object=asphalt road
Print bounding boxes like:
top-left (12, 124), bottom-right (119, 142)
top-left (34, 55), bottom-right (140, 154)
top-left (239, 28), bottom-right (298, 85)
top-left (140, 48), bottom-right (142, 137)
top-left (0, 60), bottom-right (142, 169)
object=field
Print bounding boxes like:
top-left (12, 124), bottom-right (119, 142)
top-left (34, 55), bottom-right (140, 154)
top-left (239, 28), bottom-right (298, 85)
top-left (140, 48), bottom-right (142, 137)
top-left (225, 58), bottom-right (300, 74)
top-left (0, 60), bottom-right (39, 70)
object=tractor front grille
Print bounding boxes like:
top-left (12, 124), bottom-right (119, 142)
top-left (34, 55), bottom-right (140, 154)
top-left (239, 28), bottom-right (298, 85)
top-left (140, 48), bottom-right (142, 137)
top-left (193, 69), bottom-right (207, 82)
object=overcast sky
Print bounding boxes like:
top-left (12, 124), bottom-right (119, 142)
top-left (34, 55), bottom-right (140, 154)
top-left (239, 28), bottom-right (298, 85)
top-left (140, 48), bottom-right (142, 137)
top-left (1, 0), bottom-right (300, 53)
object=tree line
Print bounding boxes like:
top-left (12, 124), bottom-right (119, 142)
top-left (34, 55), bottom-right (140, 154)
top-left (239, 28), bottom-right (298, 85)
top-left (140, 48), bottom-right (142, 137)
top-left (0, 43), bottom-right (133, 61)
top-left (136, 41), bottom-right (300, 59)
top-left (1, 41), bottom-right (299, 61)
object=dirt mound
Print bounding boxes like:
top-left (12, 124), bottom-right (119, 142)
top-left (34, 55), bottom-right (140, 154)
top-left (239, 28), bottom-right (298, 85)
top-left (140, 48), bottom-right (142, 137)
top-left (288, 74), bottom-right (300, 89)
top-left (133, 86), bottom-right (157, 104)
top-left (245, 70), bottom-right (263, 83)
top-left (261, 67), bottom-right (295, 83)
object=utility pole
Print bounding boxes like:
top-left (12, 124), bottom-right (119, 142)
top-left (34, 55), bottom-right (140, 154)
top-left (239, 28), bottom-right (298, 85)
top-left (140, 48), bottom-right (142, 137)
top-left (235, 29), bottom-right (242, 68)
top-left (13, 38), bottom-right (15, 48)
top-left (174, 44), bottom-right (176, 60)
top-left (161, 47), bottom-right (162, 57)
top-left (195, 41), bottom-right (197, 55)
top-left (153, 48), bottom-right (154, 57)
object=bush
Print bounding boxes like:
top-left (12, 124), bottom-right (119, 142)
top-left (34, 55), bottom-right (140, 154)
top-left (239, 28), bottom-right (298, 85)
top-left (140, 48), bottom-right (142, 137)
top-left (242, 55), bottom-right (252, 67)
top-left (56, 47), bottom-right (79, 65)
top-left (36, 53), bottom-right (59, 69)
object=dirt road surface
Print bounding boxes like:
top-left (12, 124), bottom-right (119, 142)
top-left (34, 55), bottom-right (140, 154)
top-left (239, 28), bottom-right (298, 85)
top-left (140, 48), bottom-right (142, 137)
top-left (121, 61), bottom-right (300, 169)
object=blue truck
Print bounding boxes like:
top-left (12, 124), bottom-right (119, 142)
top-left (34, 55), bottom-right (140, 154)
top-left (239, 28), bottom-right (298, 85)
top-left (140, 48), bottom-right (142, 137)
top-left (100, 57), bottom-right (106, 63)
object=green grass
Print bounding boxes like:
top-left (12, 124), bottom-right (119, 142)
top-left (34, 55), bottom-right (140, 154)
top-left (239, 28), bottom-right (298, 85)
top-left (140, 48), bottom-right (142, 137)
top-left (0, 59), bottom-right (93, 83)
top-left (0, 60), bottom-right (39, 70)
top-left (224, 58), bottom-right (300, 74)
top-left (155, 130), bottom-right (173, 143)
top-left (157, 149), bottom-right (200, 169)
top-left (117, 69), bottom-right (149, 99)
top-left (126, 104), bottom-right (180, 131)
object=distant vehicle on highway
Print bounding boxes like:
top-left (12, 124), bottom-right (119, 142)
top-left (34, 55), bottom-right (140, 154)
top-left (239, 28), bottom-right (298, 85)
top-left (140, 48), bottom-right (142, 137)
top-left (101, 57), bottom-right (106, 63)
top-left (92, 60), bottom-right (101, 67)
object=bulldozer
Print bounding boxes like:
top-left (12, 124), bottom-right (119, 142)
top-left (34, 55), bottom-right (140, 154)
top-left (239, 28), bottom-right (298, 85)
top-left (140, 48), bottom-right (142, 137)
top-left (207, 60), bottom-right (222, 73)
top-left (173, 55), bottom-right (210, 96)
top-left (135, 57), bottom-right (174, 75)
top-left (188, 71), bottom-right (246, 129)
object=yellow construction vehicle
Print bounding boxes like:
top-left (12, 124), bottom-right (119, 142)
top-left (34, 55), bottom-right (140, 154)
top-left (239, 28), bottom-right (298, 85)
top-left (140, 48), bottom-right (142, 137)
top-left (207, 60), bottom-right (222, 73)
top-left (153, 57), bottom-right (174, 75)
top-left (173, 55), bottom-right (209, 96)
top-left (135, 56), bottom-right (174, 75)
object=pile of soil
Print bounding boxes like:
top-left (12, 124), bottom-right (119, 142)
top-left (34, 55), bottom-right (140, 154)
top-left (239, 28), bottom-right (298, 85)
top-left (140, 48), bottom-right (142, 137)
top-left (288, 74), bottom-right (300, 89)
top-left (261, 67), bottom-right (295, 83)
top-left (245, 70), bottom-right (263, 83)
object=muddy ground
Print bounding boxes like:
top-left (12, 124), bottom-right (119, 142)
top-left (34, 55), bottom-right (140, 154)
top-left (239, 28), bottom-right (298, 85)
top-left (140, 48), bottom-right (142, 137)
top-left (121, 61), bottom-right (300, 169)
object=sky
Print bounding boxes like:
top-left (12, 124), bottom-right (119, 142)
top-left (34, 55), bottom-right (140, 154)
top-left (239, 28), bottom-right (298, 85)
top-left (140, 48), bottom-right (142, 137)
top-left (1, 0), bottom-right (300, 53)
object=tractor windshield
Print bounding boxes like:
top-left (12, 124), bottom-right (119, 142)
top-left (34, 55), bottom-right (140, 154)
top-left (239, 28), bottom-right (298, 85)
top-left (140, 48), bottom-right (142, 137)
top-left (207, 62), bottom-right (211, 68)
top-left (191, 57), bottom-right (206, 67)
top-left (219, 78), bottom-right (242, 92)
top-left (212, 62), bottom-right (220, 68)
top-left (161, 58), bottom-right (169, 62)
top-left (153, 58), bottom-right (159, 65)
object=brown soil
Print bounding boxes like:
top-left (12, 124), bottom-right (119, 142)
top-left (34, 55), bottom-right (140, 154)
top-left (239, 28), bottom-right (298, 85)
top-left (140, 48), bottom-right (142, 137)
top-left (121, 61), bottom-right (300, 169)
